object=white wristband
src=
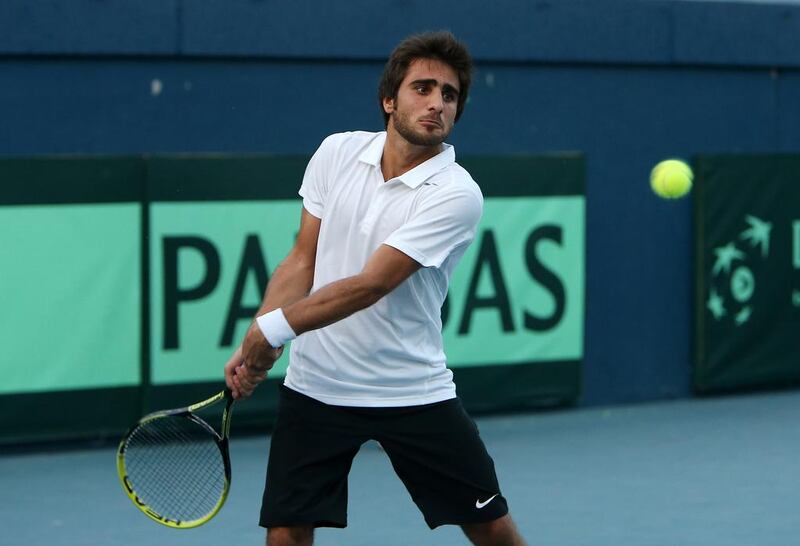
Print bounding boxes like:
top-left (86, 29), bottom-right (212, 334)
top-left (255, 308), bottom-right (297, 348)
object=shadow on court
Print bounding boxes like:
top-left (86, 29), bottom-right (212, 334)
top-left (1, 391), bottom-right (798, 546)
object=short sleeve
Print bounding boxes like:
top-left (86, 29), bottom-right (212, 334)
top-left (298, 134), bottom-right (340, 219)
top-left (383, 185), bottom-right (483, 269)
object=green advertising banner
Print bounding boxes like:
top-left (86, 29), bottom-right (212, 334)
top-left (0, 204), bottom-right (141, 394)
top-left (443, 196), bottom-right (584, 366)
top-left (148, 197), bottom-right (585, 380)
top-left (150, 201), bottom-right (298, 384)
top-left (146, 155), bottom-right (585, 415)
top-left (0, 157), bottom-right (145, 443)
top-left (0, 154), bottom-right (585, 444)
top-left (694, 155), bottom-right (800, 393)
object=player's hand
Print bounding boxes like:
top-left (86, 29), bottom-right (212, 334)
top-left (223, 345), bottom-right (245, 396)
top-left (230, 360), bottom-right (268, 400)
top-left (232, 322), bottom-right (283, 399)
top-left (242, 320), bottom-right (284, 372)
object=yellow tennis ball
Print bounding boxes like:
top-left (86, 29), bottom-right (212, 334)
top-left (650, 159), bottom-right (693, 199)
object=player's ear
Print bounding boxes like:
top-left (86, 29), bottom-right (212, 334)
top-left (382, 96), bottom-right (395, 115)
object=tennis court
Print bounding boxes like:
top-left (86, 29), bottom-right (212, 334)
top-left (3, 389), bottom-right (797, 546)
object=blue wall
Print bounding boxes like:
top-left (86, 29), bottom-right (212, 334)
top-left (3, 0), bottom-right (799, 405)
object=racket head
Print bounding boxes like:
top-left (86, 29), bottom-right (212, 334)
top-left (116, 390), bottom-right (234, 528)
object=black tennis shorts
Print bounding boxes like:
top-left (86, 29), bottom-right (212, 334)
top-left (259, 385), bottom-right (509, 530)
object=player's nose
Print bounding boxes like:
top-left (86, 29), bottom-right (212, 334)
top-left (428, 91), bottom-right (444, 112)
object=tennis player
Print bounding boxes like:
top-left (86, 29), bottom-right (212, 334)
top-left (224, 31), bottom-right (527, 546)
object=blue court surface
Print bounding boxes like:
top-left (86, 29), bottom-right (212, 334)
top-left (2, 390), bottom-right (798, 546)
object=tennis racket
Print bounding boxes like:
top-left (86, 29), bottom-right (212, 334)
top-left (116, 388), bottom-right (235, 528)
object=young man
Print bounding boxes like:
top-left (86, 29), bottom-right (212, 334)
top-left (224, 31), bottom-right (527, 546)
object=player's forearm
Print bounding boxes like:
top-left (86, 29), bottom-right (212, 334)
top-left (255, 245), bottom-right (419, 348)
top-left (256, 252), bottom-right (315, 316)
top-left (281, 274), bottom-right (385, 336)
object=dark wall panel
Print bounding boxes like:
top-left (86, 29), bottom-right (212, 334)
top-left (673, 2), bottom-right (800, 66)
top-left (0, 60), bottom-right (382, 155)
top-left (0, 1), bottom-right (177, 55)
top-left (779, 71), bottom-right (800, 151)
top-left (181, 0), bottom-right (674, 64)
top-left (3, 1), bottom-right (800, 68)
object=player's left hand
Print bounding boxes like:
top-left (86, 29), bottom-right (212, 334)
top-left (234, 322), bottom-right (283, 399)
top-left (230, 360), bottom-right (268, 400)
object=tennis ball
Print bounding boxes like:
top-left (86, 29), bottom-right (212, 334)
top-left (650, 159), bottom-right (693, 199)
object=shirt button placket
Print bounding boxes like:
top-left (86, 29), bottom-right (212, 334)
top-left (361, 171), bottom-right (385, 232)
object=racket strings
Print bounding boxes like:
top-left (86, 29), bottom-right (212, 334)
top-left (123, 414), bottom-right (226, 523)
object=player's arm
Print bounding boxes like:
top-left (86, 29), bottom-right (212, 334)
top-left (286, 244), bottom-right (420, 333)
top-left (224, 208), bottom-right (320, 397)
top-left (257, 207), bottom-right (321, 313)
top-left (240, 244), bottom-right (420, 373)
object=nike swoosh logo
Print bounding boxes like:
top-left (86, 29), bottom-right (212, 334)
top-left (475, 494), bottom-right (499, 509)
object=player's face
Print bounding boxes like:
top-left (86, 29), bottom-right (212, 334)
top-left (384, 58), bottom-right (460, 147)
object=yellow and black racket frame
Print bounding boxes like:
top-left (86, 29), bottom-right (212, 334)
top-left (116, 388), bottom-right (235, 528)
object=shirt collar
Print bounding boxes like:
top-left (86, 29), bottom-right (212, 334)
top-left (358, 131), bottom-right (456, 189)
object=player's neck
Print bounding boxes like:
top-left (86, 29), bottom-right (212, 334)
top-left (381, 128), bottom-right (442, 182)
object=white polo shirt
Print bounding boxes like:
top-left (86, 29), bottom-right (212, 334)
top-left (284, 130), bottom-right (483, 407)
